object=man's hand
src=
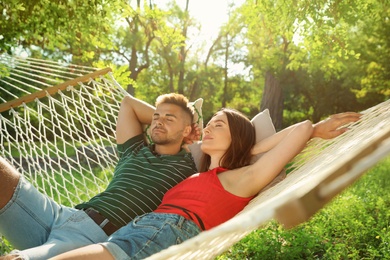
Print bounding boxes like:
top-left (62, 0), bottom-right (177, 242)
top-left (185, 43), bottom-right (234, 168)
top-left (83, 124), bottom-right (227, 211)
top-left (183, 123), bottom-right (201, 144)
top-left (312, 112), bottom-right (362, 140)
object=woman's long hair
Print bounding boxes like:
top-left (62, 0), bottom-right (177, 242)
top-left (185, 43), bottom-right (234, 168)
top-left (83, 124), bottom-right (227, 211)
top-left (200, 108), bottom-right (256, 172)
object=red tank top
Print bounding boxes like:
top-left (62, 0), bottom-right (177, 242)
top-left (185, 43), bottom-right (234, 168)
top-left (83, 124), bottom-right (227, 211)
top-left (154, 167), bottom-right (253, 230)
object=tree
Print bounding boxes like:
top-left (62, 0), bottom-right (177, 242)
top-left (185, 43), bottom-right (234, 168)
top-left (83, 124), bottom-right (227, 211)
top-left (347, 1), bottom-right (390, 105)
top-left (0, 0), bottom-right (119, 63)
top-left (103, 1), bottom-right (171, 94)
top-left (1, 0), bottom-right (387, 123)
top-left (238, 0), bottom-right (388, 127)
top-left (239, 0), bottom-right (296, 129)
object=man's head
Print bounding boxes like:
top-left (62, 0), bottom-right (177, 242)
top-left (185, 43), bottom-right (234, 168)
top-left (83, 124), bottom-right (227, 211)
top-left (151, 93), bottom-right (194, 152)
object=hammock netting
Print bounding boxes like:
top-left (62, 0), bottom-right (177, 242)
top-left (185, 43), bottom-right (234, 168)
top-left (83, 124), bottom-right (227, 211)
top-left (0, 54), bottom-right (389, 259)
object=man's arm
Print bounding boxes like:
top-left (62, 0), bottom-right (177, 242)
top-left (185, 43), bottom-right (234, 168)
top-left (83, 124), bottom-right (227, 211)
top-left (116, 95), bottom-right (155, 144)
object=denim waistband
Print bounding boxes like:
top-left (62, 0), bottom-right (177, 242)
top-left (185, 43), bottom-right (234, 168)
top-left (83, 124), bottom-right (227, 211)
top-left (138, 212), bottom-right (199, 229)
top-left (158, 204), bottom-right (205, 231)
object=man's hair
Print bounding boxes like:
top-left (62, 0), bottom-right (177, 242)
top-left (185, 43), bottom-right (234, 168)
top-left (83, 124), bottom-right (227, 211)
top-left (200, 108), bottom-right (256, 172)
top-left (155, 93), bottom-right (194, 125)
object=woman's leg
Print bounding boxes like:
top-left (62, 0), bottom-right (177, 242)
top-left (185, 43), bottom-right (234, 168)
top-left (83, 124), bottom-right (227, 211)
top-left (49, 244), bottom-right (114, 260)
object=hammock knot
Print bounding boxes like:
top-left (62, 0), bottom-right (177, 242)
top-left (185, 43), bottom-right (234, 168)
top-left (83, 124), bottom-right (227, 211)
top-left (9, 107), bottom-right (18, 117)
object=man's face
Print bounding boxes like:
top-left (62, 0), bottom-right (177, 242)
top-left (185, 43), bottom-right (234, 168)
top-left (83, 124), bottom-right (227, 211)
top-left (151, 103), bottom-right (189, 145)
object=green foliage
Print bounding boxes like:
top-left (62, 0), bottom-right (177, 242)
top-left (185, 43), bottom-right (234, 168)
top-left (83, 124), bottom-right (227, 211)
top-left (0, 63), bottom-right (10, 78)
top-left (0, 0), bottom-right (121, 63)
top-left (2, 0), bottom-right (388, 122)
top-left (239, 0), bottom-right (389, 124)
top-left (218, 157), bottom-right (390, 259)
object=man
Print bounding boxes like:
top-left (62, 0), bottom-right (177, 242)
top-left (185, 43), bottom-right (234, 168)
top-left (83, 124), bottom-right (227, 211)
top-left (0, 93), bottom-right (199, 260)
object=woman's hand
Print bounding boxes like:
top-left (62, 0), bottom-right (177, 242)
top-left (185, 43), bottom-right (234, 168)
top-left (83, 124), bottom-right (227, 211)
top-left (311, 112), bottom-right (362, 139)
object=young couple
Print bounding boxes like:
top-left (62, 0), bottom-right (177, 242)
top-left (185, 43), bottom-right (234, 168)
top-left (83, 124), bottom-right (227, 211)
top-left (0, 93), bottom-right (360, 260)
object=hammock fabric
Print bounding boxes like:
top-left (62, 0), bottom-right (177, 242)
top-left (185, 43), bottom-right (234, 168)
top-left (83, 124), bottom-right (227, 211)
top-left (0, 55), bottom-right (389, 259)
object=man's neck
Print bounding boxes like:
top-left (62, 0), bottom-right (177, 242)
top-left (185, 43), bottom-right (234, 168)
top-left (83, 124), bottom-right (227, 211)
top-left (153, 144), bottom-right (182, 155)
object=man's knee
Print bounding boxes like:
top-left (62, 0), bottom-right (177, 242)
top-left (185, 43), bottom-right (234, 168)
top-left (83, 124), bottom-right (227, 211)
top-left (0, 157), bottom-right (21, 209)
top-left (0, 253), bottom-right (24, 260)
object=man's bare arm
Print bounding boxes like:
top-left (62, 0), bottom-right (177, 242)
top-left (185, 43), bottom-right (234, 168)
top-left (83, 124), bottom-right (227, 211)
top-left (116, 95), bottom-right (155, 144)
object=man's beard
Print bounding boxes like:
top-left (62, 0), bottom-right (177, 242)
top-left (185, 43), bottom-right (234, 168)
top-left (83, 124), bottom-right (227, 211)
top-left (151, 128), bottom-right (183, 145)
top-left (152, 135), bottom-right (171, 145)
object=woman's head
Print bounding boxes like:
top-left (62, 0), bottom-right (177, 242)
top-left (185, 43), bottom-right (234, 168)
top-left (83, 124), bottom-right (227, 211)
top-left (200, 108), bottom-right (256, 172)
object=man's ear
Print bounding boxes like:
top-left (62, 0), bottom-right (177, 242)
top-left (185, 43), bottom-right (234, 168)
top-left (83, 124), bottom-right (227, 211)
top-left (183, 124), bottom-right (192, 137)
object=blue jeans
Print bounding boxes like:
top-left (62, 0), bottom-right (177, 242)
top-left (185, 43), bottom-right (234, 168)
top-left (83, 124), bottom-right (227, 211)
top-left (102, 213), bottom-right (201, 260)
top-left (0, 177), bottom-right (108, 260)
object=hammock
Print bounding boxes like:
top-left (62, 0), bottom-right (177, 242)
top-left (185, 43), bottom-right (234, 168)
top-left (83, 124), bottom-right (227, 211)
top-left (0, 54), bottom-right (389, 258)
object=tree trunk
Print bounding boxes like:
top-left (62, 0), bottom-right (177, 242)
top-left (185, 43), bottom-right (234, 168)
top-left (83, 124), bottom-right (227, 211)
top-left (222, 34), bottom-right (229, 108)
top-left (177, 0), bottom-right (190, 94)
top-left (260, 71), bottom-right (283, 130)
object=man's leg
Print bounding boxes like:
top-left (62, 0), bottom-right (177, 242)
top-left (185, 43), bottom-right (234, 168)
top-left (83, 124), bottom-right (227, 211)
top-left (0, 158), bottom-right (109, 259)
top-left (0, 157), bottom-right (20, 209)
top-left (0, 157), bottom-right (54, 249)
top-left (9, 210), bottom-right (108, 260)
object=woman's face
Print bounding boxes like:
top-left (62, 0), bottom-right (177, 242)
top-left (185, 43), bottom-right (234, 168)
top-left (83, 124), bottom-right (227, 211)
top-left (201, 111), bottom-right (232, 155)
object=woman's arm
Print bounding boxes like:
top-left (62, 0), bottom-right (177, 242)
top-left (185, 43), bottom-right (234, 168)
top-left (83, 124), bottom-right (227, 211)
top-left (239, 112), bottom-right (361, 197)
top-left (243, 121), bottom-right (313, 196)
top-left (251, 123), bottom-right (302, 155)
top-left (49, 244), bottom-right (114, 260)
top-left (251, 112), bottom-right (362, 155)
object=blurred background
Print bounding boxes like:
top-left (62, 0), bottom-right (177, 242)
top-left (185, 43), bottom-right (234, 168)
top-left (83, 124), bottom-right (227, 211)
top-left (1, 0), bottom-right (389, 126)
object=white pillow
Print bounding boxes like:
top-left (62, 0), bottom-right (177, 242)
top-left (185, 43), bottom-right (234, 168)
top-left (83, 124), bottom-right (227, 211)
top-left (144, 98), bottom-right (204, 143)
top-left (249, 109), bottom-right (276, 164)
top-left (188, 109), bottom-right (286, 191)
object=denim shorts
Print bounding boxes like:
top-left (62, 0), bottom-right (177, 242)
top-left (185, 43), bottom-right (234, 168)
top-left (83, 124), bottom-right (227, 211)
top-left (101, 213), bottom-right (201, 260)
top-left (0, 177), bottom-right (108, 260)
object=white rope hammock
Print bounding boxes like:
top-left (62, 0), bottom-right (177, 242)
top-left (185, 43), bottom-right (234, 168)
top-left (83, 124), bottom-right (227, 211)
top-left (0, 54), bottom-right (389, 259)
top-left (0, 54), bottom-right (124, 206)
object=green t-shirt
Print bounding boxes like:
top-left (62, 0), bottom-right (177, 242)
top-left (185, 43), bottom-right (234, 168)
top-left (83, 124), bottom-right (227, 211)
top-left (76, 134), bottom-right (197, 227)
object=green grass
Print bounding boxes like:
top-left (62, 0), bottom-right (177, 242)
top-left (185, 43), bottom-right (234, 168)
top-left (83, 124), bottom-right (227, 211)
top-left (217, 157), bottom-right (390, 259)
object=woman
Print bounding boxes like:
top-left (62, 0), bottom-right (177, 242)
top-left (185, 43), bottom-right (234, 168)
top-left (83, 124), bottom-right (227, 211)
top-left (50, 109), bottom-right (360, 260)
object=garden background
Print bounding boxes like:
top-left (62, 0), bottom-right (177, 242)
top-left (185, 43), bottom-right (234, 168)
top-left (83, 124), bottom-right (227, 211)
top-left (1, 0), bottom-right (389, 258)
